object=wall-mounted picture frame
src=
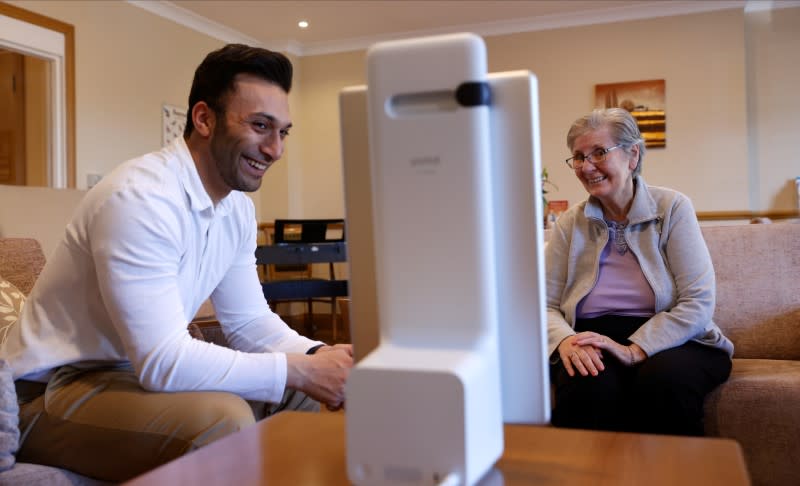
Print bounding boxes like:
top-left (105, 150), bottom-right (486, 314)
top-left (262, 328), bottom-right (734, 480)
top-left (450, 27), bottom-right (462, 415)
top-left (162, 104), bottom-right (187, 148)
top-left (595, 79), bottom-right (665, 148)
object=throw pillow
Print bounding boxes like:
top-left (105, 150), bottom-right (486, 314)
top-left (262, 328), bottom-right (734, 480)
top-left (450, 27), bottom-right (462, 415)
top-left (0, 277), bottom-right (23, 472)
top-left (0, 276), bottom-right (25, 347)
top-left (0, 358), bottom-right (19, 472)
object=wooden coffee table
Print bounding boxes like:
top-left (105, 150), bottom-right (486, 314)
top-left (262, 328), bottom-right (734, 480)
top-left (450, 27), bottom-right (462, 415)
top-left (126, 411), bottom-right (749, 485)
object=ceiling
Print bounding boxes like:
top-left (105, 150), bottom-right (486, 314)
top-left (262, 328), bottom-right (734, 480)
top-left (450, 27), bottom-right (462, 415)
top-left (131, 0), bottom-right (752, 56)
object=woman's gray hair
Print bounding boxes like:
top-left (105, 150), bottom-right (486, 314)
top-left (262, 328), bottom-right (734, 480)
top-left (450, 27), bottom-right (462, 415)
top-left (566, 108), bottom-right (646, 176)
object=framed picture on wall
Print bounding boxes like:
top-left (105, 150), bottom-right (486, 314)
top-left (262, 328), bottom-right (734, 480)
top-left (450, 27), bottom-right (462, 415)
top-left (162, 104), bottom-right (187, 147)
top-left (595, 79), bottom-right (665, 148)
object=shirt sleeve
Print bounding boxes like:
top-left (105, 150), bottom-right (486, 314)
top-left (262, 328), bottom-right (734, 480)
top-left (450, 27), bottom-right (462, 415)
top-left (209, 205), bottom-right (323, 355)
top-left (545, 218), bottom-right (577, 357)
top-left (89, 188), bottom-right (308, 403)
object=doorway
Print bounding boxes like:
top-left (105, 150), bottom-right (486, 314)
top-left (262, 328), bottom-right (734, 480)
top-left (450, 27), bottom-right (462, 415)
top-left (0, 48), bottom-right (48, 186)
top-left (0, 2), bottom-right (75, 188)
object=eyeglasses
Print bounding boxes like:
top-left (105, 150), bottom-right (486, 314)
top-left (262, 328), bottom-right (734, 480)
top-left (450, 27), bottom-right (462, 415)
top-left (565, 144), bottom-right (624, 169)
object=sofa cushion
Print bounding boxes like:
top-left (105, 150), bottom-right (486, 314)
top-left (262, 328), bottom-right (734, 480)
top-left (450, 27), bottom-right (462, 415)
top-left (704, 358), bottom-right (800, 486)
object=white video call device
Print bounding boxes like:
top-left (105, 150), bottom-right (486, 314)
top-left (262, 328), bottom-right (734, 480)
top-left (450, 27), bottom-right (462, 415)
top-left (342, 33), bottom-right (549, 486)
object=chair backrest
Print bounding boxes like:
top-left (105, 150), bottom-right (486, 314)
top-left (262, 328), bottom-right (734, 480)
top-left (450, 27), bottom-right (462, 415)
top-left (265, 220), bottom-right (345, 282)
top-left (273, 219), bottom-right (345, 244)
top-left (0, 238), bottom-right (46, 296)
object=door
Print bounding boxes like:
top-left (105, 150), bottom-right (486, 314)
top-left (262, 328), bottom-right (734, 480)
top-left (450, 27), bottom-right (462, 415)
top-left (0, 49), bottom-right (26, 185)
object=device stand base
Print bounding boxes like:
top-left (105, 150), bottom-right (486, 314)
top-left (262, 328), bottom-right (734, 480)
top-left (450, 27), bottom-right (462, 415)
top-left (346, 344), bottom-right (503, 486)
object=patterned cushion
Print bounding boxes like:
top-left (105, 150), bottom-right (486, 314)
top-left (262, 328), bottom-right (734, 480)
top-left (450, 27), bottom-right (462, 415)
top-left (0, 276), bottom-right (24, 471)
top-left (0, 277), bottom-right (25, 347)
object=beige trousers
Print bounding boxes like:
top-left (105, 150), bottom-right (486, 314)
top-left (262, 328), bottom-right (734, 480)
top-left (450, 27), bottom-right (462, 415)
top-left (16, 364), bottom-right (318, 482)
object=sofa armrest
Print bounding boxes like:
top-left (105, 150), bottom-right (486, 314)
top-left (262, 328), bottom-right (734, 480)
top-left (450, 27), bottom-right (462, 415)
top-left (0, 238), bottom-right (46, 296)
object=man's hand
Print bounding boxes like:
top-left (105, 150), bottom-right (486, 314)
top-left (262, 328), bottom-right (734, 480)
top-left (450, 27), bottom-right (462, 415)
top-left (316, 343), bottom-right (353, 357)
top-left (557, 333), bottom-right (605, 377)
top-left (286, 347), bottom-right (353, 410)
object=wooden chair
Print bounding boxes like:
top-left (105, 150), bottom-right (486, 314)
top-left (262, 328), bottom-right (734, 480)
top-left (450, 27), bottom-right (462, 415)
top-left (258, 222), bottom-right (313, 283)
top-left (335, 297), bottom-right (350, 343)
top-left (259, 219), bottom-right (346, 338)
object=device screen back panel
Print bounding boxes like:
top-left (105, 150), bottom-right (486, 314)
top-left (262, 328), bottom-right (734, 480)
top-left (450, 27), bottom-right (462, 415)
top-left (487, 71), bottom-right (551, 424)
top-left (366, 33), bottom-right (497, 349)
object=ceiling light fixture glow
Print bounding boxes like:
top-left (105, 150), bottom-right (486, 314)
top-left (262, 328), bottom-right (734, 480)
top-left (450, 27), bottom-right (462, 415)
top-left (298, 20), bottom-right (309, 29)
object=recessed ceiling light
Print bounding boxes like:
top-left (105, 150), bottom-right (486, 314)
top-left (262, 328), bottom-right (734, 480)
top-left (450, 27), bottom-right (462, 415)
top-left (298, 20), bottom-right (309, 29)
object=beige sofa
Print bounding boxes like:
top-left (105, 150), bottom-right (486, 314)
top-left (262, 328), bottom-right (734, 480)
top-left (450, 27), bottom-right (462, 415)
top-left (0, 237), bottom-right (219, 483)
top-left (544, 222), bottom-right (799, 486)
top-left (700, 223), bottom-right (799, 486)
top-left (0, 238), bottom-right (109, 484)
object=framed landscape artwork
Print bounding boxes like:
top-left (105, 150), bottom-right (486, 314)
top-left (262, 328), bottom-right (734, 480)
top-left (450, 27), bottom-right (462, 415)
top-left (595, 79), bottom-right (665, 148)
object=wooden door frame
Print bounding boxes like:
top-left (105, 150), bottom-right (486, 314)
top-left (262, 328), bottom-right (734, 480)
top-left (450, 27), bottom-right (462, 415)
top-left (0, 2), bottom-right (75, 188)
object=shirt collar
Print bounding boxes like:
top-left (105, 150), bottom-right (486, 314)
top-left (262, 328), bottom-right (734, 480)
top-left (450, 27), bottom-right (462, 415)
top-left (584, 175), bottom-right (659, 225)
top-left (172, 137), bottom-right (233, 217)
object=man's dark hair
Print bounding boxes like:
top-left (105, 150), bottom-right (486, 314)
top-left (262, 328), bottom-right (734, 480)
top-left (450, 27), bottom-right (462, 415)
top-left (183, 44), bottom-right (293, 137)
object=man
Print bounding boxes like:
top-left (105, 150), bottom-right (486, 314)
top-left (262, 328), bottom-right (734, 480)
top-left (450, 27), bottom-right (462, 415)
top-left (1, 44), bottom-right (352, 481)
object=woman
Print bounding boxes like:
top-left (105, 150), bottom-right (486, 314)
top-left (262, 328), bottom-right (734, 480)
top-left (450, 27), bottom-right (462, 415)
top-left (546, 108), bottom-right (733, 436)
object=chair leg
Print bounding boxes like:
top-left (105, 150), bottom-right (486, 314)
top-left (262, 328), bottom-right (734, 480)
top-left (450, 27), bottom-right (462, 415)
top-left (304, 298), bottom-right (315, 338)
top-left (331, 297), bottom-right (337, 342)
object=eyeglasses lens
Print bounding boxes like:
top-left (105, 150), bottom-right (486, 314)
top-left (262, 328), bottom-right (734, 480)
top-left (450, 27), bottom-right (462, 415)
top-left (590, 149), bottom-right (607, 164)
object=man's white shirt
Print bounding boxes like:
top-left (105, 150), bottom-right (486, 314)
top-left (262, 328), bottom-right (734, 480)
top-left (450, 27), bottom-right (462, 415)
top-left (2, 138), bottom-right (321, 403)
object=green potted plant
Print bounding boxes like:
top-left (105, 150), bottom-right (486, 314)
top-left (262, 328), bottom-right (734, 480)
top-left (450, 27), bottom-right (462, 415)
top-left (542, 167), bottom-right (558, 207)
top-left (542, 168), bottom-right (559, 227)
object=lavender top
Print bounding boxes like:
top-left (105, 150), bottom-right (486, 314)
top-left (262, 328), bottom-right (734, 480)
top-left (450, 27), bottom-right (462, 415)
top-left (577, 221), bottom-right (655, 319)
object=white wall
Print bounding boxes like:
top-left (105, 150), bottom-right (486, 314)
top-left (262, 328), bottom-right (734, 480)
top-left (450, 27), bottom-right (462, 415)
top-left (7, 2), bottom-right (799, 223)
top-left (746, 6), bottom-right (800, 210)
top-left (0, 184), bottom-right (86, 257)
top-left (296, 7), bottom-right (798, 218)
top-left (294, 50), bottom-right (366, 219)
top-left (7, 0), bottom-right (282, 218)
top-left (485, 9), bottom-right (749, 212)
top-left (10, 1), bottom-right (222, 187)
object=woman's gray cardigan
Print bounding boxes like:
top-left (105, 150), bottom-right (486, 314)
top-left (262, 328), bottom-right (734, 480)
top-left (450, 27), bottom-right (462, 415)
top-left (545, 176), bottom-right (734, 359)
